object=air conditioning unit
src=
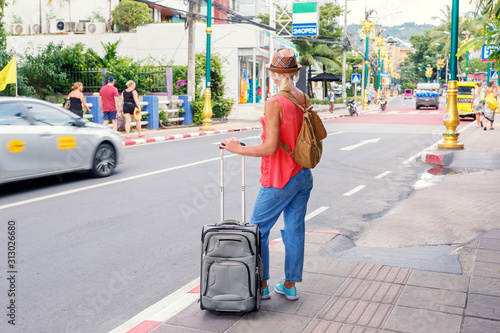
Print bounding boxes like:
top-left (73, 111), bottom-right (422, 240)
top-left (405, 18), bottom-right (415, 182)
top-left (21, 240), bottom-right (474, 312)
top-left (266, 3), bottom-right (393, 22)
top-left (32, 23), bottom-right (42, 34)
top-left (86, 22), bottom-right (106, 34)
top-left (50, 19), bottom-right (66, 33)
top-left (13, 24), bottom-right (30, 35)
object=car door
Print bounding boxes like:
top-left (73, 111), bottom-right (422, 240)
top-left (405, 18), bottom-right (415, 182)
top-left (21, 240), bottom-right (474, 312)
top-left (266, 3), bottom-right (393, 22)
top-left (0, 101), bottom-right (46, 182)
top-left (24, 101), bottom-right (93, 175)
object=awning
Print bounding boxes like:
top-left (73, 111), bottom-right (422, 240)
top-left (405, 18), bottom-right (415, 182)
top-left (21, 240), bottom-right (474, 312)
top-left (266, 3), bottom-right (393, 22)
top-left (309, 72), bottom-right (342, 82)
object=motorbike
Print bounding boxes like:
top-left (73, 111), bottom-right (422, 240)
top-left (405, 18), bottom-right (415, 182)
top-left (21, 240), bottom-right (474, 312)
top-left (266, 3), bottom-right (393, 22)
top-left (346, 99), bottom-right (358, 116)
top-left (379, 99), bottom-right (387, 111)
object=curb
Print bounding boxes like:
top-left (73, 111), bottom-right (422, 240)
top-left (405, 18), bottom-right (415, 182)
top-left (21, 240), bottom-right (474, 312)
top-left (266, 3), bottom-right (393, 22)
top-left (123, 126), bottom-right (261, 146)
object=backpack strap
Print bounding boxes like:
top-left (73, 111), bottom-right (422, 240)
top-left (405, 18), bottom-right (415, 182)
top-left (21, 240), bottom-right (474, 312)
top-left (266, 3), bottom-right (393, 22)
top-left (275, 91), bottom-right (308, 158)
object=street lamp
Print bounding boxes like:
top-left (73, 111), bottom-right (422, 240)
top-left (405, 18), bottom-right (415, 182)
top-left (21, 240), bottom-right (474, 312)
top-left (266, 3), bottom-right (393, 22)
top-left (374, 35), bottom-right (385, 102)
top-left (201, 0), bottom-right (214, 131)
top-left (358, 19), bottom-right (376, 110)
top-left (438, 0), bottom-right (463, 149)
top-left (435, 43), bottom-right (450, 84)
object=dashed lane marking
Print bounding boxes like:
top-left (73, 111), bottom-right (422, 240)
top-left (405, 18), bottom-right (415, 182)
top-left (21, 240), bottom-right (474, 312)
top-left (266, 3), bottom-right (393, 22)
top-left (305, 206), bottom-right (329, 221)
top-left (375, 171), bottom-right (392, 179)
top-left (343, 185), bottom-right (366, 197)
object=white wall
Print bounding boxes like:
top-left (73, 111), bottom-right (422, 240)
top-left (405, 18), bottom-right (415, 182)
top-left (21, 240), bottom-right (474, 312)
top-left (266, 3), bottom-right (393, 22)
top-left (4, 0), bottom-right (120, 31)
top-left (6, 23), bottom-right (268, 106)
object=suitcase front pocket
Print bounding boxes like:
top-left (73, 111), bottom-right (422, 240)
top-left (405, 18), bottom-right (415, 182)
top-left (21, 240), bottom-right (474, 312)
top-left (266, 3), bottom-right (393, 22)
top-left (204, 260), bottom-right (252, 299)
top-left (204, 233), bottom-right (254, 258)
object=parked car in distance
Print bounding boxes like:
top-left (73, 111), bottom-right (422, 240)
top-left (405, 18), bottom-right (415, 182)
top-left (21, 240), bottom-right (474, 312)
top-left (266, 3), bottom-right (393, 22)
top-left (404, 89), bottom-right (413, 99)
top-left (0, 97), bottom-right (125, 185)
top-left (456, 81), bottom-right (476, 119)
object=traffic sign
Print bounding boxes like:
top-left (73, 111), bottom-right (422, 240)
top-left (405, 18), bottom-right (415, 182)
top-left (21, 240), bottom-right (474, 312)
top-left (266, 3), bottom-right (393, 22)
top-left (491, 70), bottom-right (499, 80)
top-left (351, 74), bottom-right (361, 84)
top-left (481, 45), bottom-right (500, 62)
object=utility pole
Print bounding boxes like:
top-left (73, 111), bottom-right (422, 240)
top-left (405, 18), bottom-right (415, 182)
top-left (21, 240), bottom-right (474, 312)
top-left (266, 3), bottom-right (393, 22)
top-left (341, 0), bottom-right (348, 99)
top-left (187, 0), bottom-right (199, 101)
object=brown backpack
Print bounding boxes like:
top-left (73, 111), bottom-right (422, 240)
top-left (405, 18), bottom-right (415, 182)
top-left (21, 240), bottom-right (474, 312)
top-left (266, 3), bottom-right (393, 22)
top-left (277, 91), bottom-right (327, 169)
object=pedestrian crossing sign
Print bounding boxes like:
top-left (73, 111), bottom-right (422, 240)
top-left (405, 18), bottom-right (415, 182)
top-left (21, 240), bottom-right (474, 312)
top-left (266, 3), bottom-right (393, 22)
top-left (351, 74), bottom-right (361, 84)
top-left (491, 70), bottom-right (498, 80)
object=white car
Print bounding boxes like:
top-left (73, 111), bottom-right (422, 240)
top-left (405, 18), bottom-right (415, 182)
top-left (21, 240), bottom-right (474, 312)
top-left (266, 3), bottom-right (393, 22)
top-left (0, 97), bottom-right (125, 185)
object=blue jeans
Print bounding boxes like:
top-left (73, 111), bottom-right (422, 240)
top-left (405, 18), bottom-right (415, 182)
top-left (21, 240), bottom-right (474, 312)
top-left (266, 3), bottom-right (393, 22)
top-left (250, 168), bottom-right (313, 283)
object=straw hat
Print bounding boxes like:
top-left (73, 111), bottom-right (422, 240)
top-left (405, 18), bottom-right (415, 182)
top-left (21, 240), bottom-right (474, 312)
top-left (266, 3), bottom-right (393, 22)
top-left (265, 48), bottom-right (302, 73)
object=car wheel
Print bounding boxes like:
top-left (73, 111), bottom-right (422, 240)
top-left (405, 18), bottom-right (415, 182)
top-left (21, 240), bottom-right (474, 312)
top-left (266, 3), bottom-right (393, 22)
top-left (416, 106), bottom-right (420, 110)
top-left (91, 143), bottom-right (116, 177)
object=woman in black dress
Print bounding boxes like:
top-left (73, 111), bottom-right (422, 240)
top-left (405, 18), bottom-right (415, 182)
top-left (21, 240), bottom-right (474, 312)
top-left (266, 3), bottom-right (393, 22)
top-left (121, 80), bottom-right (144, 139)
top-left (67, 82), bottom-right (91, 117)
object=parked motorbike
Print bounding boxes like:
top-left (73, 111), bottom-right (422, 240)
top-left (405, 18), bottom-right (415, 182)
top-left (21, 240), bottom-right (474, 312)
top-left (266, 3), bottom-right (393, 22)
top-left (346, 99), bottom-right (358, 116)
top-left (379, 99), bottom-right (387, 111)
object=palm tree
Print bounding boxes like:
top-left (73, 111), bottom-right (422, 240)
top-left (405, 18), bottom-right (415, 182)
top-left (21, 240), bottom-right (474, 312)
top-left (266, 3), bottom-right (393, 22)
top-left (294, 39), bottom-right (341, 97)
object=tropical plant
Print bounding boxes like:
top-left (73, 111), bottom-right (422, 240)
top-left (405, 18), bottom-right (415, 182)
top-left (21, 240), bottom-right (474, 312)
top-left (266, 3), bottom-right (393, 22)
top-left (190, 53), bottom-right (235, 124)
top-left (112, 0), bottom-right (152, 32)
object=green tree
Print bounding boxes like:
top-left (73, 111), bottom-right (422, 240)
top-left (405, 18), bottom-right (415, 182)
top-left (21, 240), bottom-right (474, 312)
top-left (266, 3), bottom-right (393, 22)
top-left (190, 53), bottom-right (234, 124)
top-left (112, 0), bottom-right (152, 32)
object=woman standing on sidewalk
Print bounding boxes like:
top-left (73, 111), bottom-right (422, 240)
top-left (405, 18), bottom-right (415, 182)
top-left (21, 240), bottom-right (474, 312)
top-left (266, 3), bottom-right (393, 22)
top-left (471, 81), bottom-right (485, 128)
top-left (221, 48), bottom-right (313, 301)
top-left (67, 82), bottom-right (91, 117)
top-left (483, 81), bottom-right (498, 130)
top-left (121, 80), bottom-right (144, 139)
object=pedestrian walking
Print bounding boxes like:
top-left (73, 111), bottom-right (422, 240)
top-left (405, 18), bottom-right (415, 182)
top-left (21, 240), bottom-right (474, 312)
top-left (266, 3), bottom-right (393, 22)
top-left (471, 81), bottom-right (485, 128)
top-left (99, 76), bottom-right (120, 131)
top-left (66, 82), bottom-right (91, 117)
top-left (121, 80), bottom-right (144, 139)
top-left (483, 81), bottom-right (498, 130)
top-left (221, 48), bottom-right (313, 302)
top-left (328, 87), bottom-right (335, 113)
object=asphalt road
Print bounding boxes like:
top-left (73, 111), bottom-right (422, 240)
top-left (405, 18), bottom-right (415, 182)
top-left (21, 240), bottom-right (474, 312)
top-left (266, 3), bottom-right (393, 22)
top-left (0, 96), bottom-right (459, 333)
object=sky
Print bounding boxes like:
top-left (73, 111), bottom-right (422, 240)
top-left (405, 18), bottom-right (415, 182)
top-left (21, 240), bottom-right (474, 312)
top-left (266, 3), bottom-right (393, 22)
top-left (343, 0), bottom-right (477, 27)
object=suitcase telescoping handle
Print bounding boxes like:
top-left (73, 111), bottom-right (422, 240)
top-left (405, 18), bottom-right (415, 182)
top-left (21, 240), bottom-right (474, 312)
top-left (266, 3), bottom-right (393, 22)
top-left (219, 143), bottom-right (245, 225)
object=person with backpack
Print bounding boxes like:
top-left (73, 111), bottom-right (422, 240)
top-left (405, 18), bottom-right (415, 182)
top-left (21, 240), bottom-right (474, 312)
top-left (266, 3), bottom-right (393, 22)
top-left (221, 48), bottom-right (323, 302)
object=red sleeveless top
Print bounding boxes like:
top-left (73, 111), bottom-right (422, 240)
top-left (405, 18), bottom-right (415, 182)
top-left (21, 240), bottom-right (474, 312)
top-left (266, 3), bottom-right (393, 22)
top-left (260, 94), bottom-right (303, 189)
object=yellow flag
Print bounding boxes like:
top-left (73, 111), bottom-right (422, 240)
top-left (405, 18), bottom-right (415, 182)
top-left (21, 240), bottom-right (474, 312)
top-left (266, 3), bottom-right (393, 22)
top-left (0, 55), bottom-right (16, 92)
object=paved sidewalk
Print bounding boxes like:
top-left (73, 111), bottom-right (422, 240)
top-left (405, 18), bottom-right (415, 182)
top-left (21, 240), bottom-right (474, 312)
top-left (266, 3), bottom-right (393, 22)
top-left (128, 228), bottom-right (500, 333)
top-left (117, 103), bottom-right (500, 333)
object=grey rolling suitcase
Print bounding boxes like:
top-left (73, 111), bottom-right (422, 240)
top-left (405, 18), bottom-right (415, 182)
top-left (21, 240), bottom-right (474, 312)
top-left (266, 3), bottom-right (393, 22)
top-left (200, 146), bottom-right (262, 314)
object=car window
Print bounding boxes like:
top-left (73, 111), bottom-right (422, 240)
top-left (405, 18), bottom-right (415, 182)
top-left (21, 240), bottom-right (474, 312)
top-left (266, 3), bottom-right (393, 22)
top-left (457, 86), bottom-right (474, 95)
top-left (24, 102), bottom-right (74, 126)
top-left (0, 102), bottom-right (31, 125)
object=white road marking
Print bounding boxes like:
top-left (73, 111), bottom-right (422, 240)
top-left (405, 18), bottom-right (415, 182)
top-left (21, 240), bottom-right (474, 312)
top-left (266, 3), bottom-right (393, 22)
top-left (375, 171), bottom-right (392, 179)
top-left (402, 150), bottom-right (426, 164)
top-left (329, 131), bottom-right (345, 136)
top-left (305, 206), bottom-right (329, 221)
top-left (0, 155), bottom-right (238, 211)
top-left (109, 278), bottom-right (200, 333)
top-left (343, 185), bottom-right (366, 197)
top-left (340, 138), bottom-right (381, 151)
top-left (409, 111), bottom-right (419, 114)
top-left (430, 111), bottom-right (440, 114)
top-left (387, 111), bottom-right (400, 114)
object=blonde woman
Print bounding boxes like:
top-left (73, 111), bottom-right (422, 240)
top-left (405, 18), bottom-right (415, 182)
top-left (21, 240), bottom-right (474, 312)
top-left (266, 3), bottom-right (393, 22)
top-left (471, 81), bottom-right (484, 128)
top-left (67, 82), bottom-right (91, 117)
top-left (483, 81), bottom-right (498, 130)
top-left (121, 80), bottom-right (144, 139)
top-left (221, 49), bottom-right (313, 301)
